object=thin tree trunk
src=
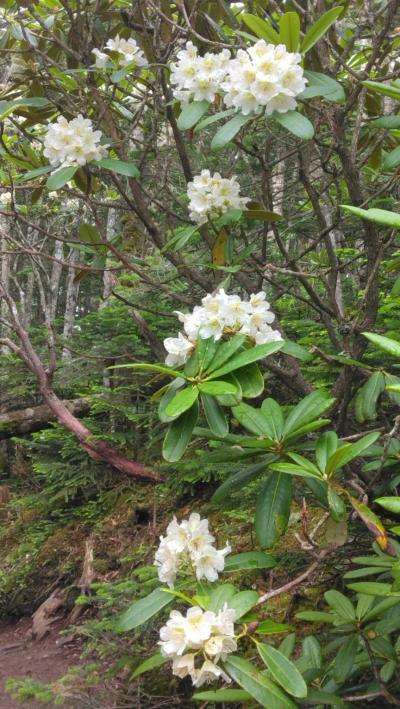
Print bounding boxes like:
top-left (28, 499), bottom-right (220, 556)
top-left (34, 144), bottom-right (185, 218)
top-left (49, 239), bottom-right (64, 321)
top-left (62, 248), bottom-right (80, 361)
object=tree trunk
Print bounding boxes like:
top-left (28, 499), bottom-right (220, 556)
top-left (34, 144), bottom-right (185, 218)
top-left (0, 398), bottom-right (91, 439)
top-left (62, 248), bottom-right (80, 361)
top-left (49, 240), bottom-right (64, 321)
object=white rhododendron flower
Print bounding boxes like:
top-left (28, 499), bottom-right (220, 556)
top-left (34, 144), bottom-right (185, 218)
top-left (192, 543), bottom-right (231, 582)
top-left (163, 289), bottom-right (281, 367)
top-left (222, 41), bottom-right (306, 115)
top-left (92, 35), bottom-right (146, 70)
top-left (159, 603), bottom-right (237, 686)
top-left (193, 659), bottom-right (231, 687)
top-left (43, 115), bottom-right (108, 169)
top-left (170, 41), bottom-right (230, 104)
top-left (170, 40), bottom-right (306, 117)
top-left (163, 332), bottom-right (194, 368)
top-left (154, 513), bottom-right (229, 587)
top-left (92, 48), bottom-right (108, 68)
top-left (187, 170), bottom-right (249, 225)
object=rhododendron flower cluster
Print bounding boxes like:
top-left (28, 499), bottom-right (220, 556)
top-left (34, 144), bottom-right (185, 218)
top-left (164, 289), bottom-right (282, 368)
top-left (159, 604), bottom-right (236, 687)
top-left (154, 513), bottom-right (231, 588)
top-left (170, 41), bottom-right (230, 104)
top-left (43, 115), bottom-right (108, 169)
top-left (92, 35), bottom-right (146, 70)
top-left (170, 40), bottom-right (306, 116)
top-left (187, 170), bottom-right (249, 224)
top-left (222, 41), bottom-right (306, 116)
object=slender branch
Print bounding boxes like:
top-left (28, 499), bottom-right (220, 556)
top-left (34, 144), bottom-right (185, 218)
top-left (256, 550), bottom-right (330, 606)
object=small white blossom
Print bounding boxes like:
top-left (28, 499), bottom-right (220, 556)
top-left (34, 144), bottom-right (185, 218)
top-left (192, 543), bottom-right (231, 582)
top-left (92, 48), bottom-right (108, 68)
top-left (183, 607), bottom-right (217, 647)
top-left (170, 40), bottom-right (306, 117)
top-left (159, 609), bottom-right (188, 656)
top-left (192, 659), bottom-right (232, 687)
top-left (172, 653), bottom-right (195, 679)
top-left (222, 41), bottom-right (306, 115)
top-left (163, 332), bottom-right (194, 368)
top-left (43, 115), bottom-right (108, 169)
top-left (170, 41), bottom-right (230, 105)
top-left (154, 513), bottom-right (229, 588)
top-left (164, 290), bottom-right (281, 367)
top-left (92, 35), bottom-right (146, 71)
top-left (154, 539), bottom-right (179, 588)
top-left (159, 602), bottom-right (237, 687)
top-left (187, 170), bottom-right (249, 225)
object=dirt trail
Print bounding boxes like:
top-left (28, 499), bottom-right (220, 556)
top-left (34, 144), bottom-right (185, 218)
top-left (0, 619), bottom-right (81, 708)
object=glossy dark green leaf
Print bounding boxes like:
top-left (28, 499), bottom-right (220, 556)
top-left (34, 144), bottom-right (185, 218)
top-left (198, 380), bottom-right (236, 396)
top-left (257, 642), bottom-right (307, 698)
top-left (193, 689), bottom-right (251, 702)
top-left (232, 363), bottom-right (264, 398)
top-left (346, 582), bottom-right (393, 596)
top-left (333, 432), bottom-right (380, 468)
top-left (296, 611), bottom-right (335, 623)
top-left (207, 584), bottom-right (236, 612)
top-left (211, 113), bottom-right (253, 150)
top-left (18, 165), bottom-right (52, 183)
top-left (279, 12), bottom-right (300, 51)
top-left (270, 462), bottom-right (322, 480)
top-left (241, 13), bottom-right (280, 43)
top-left (209, 341), bottom-right (283, 379)
top-left (131, 652), bottom-right (167, 679)
top-left (333, 635), bottom-right (359, 682)
top-left (260, 398), bottom-right (284, 441)
top-left (194, 108), bottom-right (236, 134)
top-left (327, 487), bottom-right (346, 522)
top-left (256, 620), bottom-right (290, 635)
top-left (200, 393), bottom-right (228, 437)
top-left (163, 400), bottom-right (199, 461)
top-left (280, 340), bottom-right (313, 362)
top-left (212, 459), bottom-right (272, 502)
top-left (224, 656), bottom-right (296, 709)
top-left (115, 588), bottom-right (172, 631)
top-left (177, 100), bottom-right (209, 130)
top-left (354, 371), bottom-right (386, 423)
top-left (324, 590), bottom-right (355, 620)
top-left (363, 332), bottom-right (400, 356)
top-left (229, 590), bottom-right (259, 619)
top-left (273, 111), bottom-right (314, 140)
top-left (316, 431), bottom-right (338, 472)
top-left (371, 115), bottom-right (400, 128)
top-left (300, 70), bottom-right (345, 103)
top-left (301, 7), bottom-right (344, 53)
top-left (255, 473), bottom-right (292, 548)
top-left (282, 390), bottom-right (333, 438)
top-left (197, 336), bottom-right (218, 372)
top-left (158, 378), bottom-right (186, 422)
top-left (383, 146), bottom-right (400, 170)
top-left (232, 401), bottom-right (272, 436)
top-left (165, 386), bottom-right (199, 418)
top-left (93, 158), bottom-right (140, 177)
top-left (342, 206), bottom-right (400, 229)
top-left (46, 165), bottom-right (78, 190)
top-left (224, 551), bottom-right (276, 572)
top-left (207, 334), bottom-right (246, 374)
top-left (375, 497), bottom-right (400, 514)
top-left (362, 80), bottom-right (400, 101)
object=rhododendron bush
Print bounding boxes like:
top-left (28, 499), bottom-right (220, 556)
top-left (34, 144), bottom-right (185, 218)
top-left (1, 0), bottom-right (400, 706)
